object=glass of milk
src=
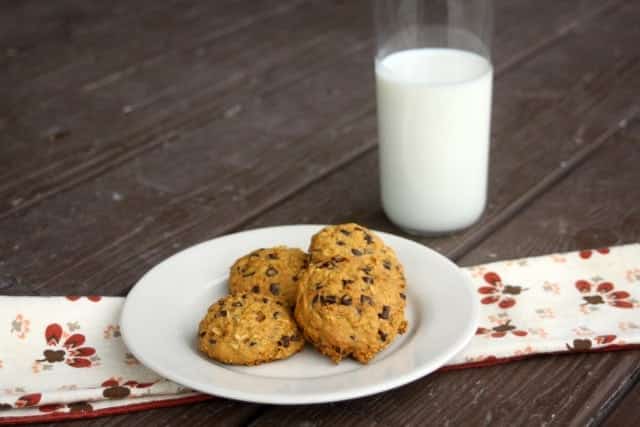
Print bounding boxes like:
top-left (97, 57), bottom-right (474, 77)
top-left (374, 0), bottom-right (493, 235)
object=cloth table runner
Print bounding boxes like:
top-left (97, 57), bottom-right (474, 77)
top-left (1, 244), bottom-right (639, 424)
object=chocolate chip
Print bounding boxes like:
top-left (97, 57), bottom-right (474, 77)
top-left (379, 305), bottom-right (390, 320)
top-left (342, 279), bottom-right (354, 287)
top-left (363, 233), bottom-right (374, 244)
top-left (199, 331), bottom-right (206, 337)
top-left (361, 266), bottom-right (372, 274)
top-left (218, 310), bottom-right (227, 317)
top-left (249, 341), bottom-right (257, 347)
top-left (351, 248), bottom-right (363, 256)
top-left (270, 283), bottom-right (280, 296)
top-left (302, 258), bottom-right (309, 268)
top-left (276, 300), bottom-right (284, 306)
top-left (262, 297), bottom-right (268, 303)
top-left (321, 295), bottom-right (337, 305)
top-left (242, 294), bottom-right (247, 299)
top-left (399, 293), bottom-right (406, 300)
top-left (312, 294), bottom-right (319, 304)
top-left (383, 260), bottom-right (392, 270)
top-left (232, 301), bottom-right (243, 307)
top-left (362, 276), bottom-right (374, 284)
top-left (341, 295), bottom-right (353, 305)
top-left (340, 229), bottom-right (351, 236)
top-left (279, 336), bottom-right (290, 348)
top-left (360, 295), bottom-right (373, 305)
top-left (336, 240), bottom-right (346, 246)
top-left (315, 283), bottom-right (324, 290)
top-left (378, 330), bottom-right (388, 342)
top-left (273, 311), bottom-right (281, 319)
top-left (209, 339), bottom-right (217, 345)
top-left (350, 335), bottom-right (356, 340)
top-left (242, 271), bottom-right (255, 277)
top-left (266, 267), bottom-right (278, 277)
top-left (256, 312), bottom-right (266, 322)
top-left (251, 285), bottom-right (260, 293)
top-left (268, 253), bottom-right (279, 260)
top-left (292, 275), bottom-right (299, 282)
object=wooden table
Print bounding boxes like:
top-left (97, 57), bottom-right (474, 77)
top-left (2, 0), bottom-right (639, 425)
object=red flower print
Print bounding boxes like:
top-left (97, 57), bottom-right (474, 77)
top-left (579, 248), bottom-right (610, 259)
top-left (37, 323), bottom-right (97, 368)
top-left (477, 272), bottom-right (526, 309)
top-left (476, 320), bottom-right (528, 338)
top-left (575, 280), bottom-right (633, 308)
top-left (66, 296), bottom-right (102, 302)
top-left (15, 393), bottom-right (41, 408)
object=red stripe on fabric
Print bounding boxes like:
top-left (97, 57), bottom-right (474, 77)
top-left (440, 343), bottom-right (640, 371)
top-left (2, 344), bottom-right (639, 424)
top-left (0, 395), bottom-right (214, 425)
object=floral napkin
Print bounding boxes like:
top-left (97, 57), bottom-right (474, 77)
top-left (1, 244), bottom-right (639, 424)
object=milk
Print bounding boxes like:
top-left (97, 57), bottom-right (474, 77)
top-left (376, 48), bottom-right (493, 234)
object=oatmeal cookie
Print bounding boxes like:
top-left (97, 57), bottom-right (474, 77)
top-left (198, 293), bottom-right (304, 365)
top-left (229, 246), bottom-right (308, 306)
top-left (295, 256), bottom-right (407, 364)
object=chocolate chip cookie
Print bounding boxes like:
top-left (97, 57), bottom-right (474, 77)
top-left (309, 223), bottom-right (386, 263)
top-left (295, 256), bottom-right (408, 364)
top-left (228, 246), bottom-right (308, 306)
top-left (198, 293), bottom-right (304, 365)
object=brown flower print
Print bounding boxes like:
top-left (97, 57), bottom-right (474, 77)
top-left (476, 320), bottom-right (528, 338)
top-left (477, 272), bottom-right (527, 309)
top-left (101, 378), bottom-right (155, 399)
top-left (579, 247), bottom-right (610, 259)
top-left (37, 323), bottom-right (97, 368)
top-left (39, 402), bottom-right (93, 413)
top-left (575, 280), bottom-right (633, 308)
top-left (566, 335), bottom-right (616, 351)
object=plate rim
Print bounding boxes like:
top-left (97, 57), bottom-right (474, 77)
top-left (121, 224), bottom-right (479, 404)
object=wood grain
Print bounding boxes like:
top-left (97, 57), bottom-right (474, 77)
top-left (0, 0), bottom-right (629, 299)
top-left (603, 375), bottom-right (640, 426)
top-left (247, 111), bottom-right (640, 427)
top-left (0, 0), bottom-right (618, 218)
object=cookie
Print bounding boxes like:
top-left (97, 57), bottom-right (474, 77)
top-left (229, 246), bottom-right (308, 306)
top-left (295, 256), bottom-right (408, 364)
top-left (309, 223), bottom-right (385, 263)
top-left (310, 223), bottom-right (406, 290)
top-left (198, 293), bottom-right (304, 365)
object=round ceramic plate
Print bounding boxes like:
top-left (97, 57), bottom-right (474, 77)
top-left (121, 225), bottom-right (478, 404)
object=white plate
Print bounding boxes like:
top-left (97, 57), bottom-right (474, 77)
top-left (121, 225), bottom-right (478, 404)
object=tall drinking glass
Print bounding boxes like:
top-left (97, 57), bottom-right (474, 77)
top-left (375, 0), bottom-right (493, 235)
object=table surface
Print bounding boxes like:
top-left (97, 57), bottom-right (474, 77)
top-left (2, 0), bottom-right (639, 425)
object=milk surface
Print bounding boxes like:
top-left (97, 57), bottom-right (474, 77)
top-left (376, 48), bottom-right (493, 234)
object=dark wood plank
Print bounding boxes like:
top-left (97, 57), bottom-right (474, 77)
top-left (603, 375), bottom-right (640, 426)
top-left (0, 0), bottom-right (626, 298)
top-left (247, 109), bottom-right (640, 427)
top-left (0, 0), bottom-right (618, 218)
top-left (28, 398), bottom-right (259, 427)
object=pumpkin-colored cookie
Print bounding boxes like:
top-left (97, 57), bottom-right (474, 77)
top-left (309, 223), bottom-right (386, 263)
top-left (295, 256), bottom-right (407, 364)
top-left (229, 246), bottom-right (308, 306)
top-left (198, 293), bottom-right (304, 366)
